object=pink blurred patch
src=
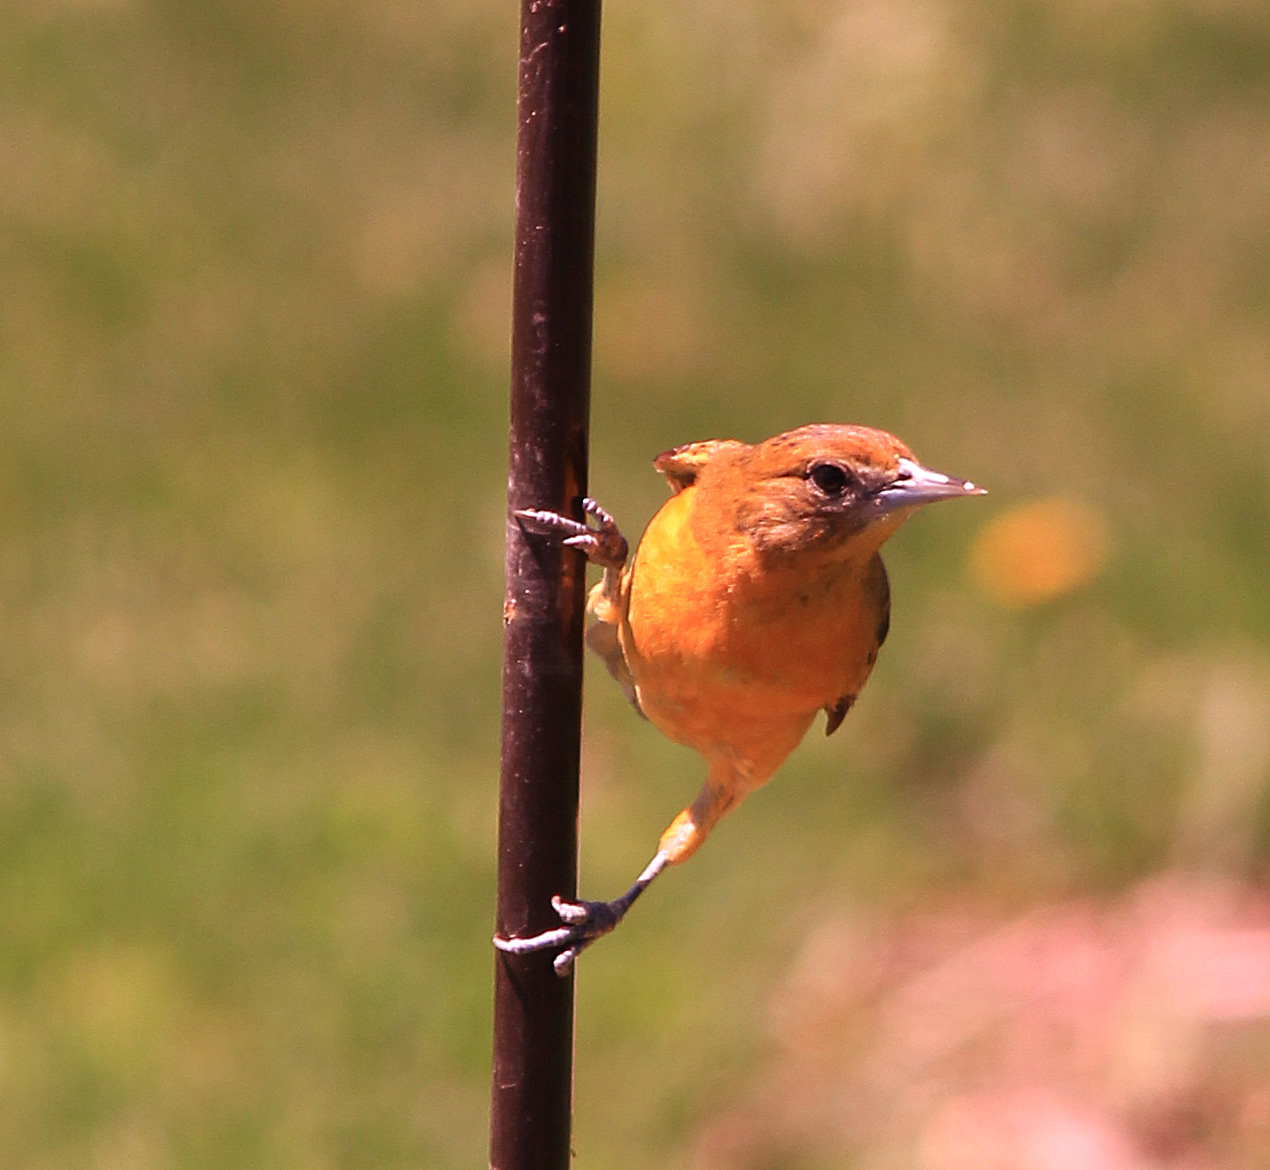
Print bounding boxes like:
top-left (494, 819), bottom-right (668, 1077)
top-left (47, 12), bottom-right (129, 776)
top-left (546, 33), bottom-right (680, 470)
top-left (920, 1090), bottom-right (1140, 1170)
top-left (690, 873), bottom-right (1270, 1170)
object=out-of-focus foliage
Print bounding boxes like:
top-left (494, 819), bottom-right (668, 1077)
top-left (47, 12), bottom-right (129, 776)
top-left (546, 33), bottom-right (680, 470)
top-left (1, 1), bottom-right (1268, 1167)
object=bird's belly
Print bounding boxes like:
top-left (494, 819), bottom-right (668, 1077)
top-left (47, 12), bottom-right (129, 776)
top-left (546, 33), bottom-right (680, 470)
top-left (632, 621), bottom-right (863, 718)
top-left (623, 581), bottom-right (876, 772)
top-left (633, 664), bottom-right (819, 782)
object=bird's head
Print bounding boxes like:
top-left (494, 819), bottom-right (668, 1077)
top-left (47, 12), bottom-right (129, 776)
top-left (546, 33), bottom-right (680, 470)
top-left (656, 424), bottom-right (984, 561)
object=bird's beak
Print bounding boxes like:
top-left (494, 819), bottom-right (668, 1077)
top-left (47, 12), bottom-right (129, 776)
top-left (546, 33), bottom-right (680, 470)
top-left (873, 457), bottom-right (986, 514)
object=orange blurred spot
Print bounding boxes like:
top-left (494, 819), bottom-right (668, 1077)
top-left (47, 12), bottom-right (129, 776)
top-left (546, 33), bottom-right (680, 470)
top-left (971, 498), bottom-right (1109, 608)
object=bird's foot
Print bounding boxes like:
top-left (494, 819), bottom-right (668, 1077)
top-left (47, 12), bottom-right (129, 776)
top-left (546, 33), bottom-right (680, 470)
top-left (493, 895), bottom-right (627, 976)
top-left (514, 498), bottom-right (628, 570)
top-left (493, 852), bottom-right (670, 977)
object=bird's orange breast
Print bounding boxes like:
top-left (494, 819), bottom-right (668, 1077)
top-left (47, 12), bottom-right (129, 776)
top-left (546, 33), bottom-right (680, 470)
top-left (617, 485), bottom-right (886, 778)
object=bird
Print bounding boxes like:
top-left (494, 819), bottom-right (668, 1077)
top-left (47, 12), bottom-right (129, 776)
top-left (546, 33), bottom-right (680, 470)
top-left (494, 424), bottom-right (984, 974)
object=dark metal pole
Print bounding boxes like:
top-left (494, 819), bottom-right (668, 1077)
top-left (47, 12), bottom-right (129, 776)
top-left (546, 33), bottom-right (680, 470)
top-left (491, 2), bottom-right (601, 1168)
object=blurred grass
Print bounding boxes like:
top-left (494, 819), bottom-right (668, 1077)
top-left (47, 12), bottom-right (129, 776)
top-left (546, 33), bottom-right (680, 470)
top-left (1, 0), bottom-right (1269, 1167)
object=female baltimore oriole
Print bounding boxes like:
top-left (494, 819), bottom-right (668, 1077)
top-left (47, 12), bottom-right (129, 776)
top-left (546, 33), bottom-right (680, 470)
top-left (495, 424), bottom-right (984, 973)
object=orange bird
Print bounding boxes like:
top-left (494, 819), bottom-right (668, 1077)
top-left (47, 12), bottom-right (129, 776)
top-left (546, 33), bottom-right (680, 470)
top-left (495, 424), bottom-right (983, 973)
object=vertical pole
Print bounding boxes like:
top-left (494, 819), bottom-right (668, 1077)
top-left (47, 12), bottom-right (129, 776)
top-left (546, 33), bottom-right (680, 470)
top-left (491, 2), bottom-right (601, 1168)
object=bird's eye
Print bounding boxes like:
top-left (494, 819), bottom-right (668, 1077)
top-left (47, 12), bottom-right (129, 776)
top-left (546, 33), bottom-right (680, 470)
top-left (809, 462), bottom-right (850, 495)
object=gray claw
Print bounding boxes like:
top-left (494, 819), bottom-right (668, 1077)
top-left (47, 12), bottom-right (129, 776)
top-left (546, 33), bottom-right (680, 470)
top-left (492, 925), bottom-right (577, 955)
top-left (552, 895), bottom-right (591, 925)
top-left (554, 948), bottom-right (581, 976)
top-left (514, 508), bottom-right (590, 538)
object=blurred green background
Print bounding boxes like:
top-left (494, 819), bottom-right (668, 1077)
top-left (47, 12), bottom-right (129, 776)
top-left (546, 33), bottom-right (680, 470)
top-left (3, 1), bottom-right (1270, 1167)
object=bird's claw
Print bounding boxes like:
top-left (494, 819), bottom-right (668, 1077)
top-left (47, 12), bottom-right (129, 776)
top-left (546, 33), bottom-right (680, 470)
top-left (551, 894), bottom-right (622, 933)
top-left (493, 895), bottom-right (624, 977)
top-left (514, 498), bottom-right (628, 570)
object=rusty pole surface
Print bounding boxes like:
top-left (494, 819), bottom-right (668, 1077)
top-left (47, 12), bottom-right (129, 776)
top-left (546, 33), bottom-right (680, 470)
top-left (490, 1), bottom-right (602, 1168)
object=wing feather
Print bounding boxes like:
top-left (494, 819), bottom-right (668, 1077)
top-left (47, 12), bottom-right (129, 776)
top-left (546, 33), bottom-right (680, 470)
top-left (824, 553), bottom-right (891, 736)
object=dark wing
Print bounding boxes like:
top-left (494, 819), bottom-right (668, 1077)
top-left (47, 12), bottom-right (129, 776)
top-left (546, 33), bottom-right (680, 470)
top-left (824, 693), bottom-right (854, 736)
top-left (824, 553), bottom-right (891, 736)
top-left (586, 619), bottom-right (646, 718)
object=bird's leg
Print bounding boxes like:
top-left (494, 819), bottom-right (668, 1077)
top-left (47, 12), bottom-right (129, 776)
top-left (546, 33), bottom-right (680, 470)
top-left (493, 781), bottom-right (742, 973)
top-left (493, 778), bottom-right (740, 974)
top-left (494, 850), bottom-right (670, 975)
